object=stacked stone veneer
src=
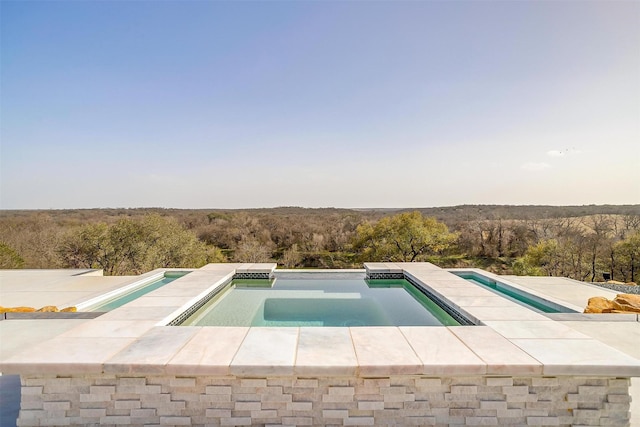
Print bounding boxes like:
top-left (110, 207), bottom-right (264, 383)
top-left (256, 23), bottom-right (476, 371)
top-left (18, 375), bottom-right (630, 426)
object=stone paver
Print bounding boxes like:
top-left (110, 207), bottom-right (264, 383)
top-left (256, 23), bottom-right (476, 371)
top-left (450, 326), bottom-right (543, 375)
top-left (350, 327), bottom-right (422, 376)
top-left (167, 327), bottom-right (248, 375)
top-left (512, 337), bottom-right (640, 376)
top-left (104, 327), bottom-right (199, 374)
top-left (482, 320), bottom-right (590, 339)
top-left (296, 327), bottom-right (358, 376)
top-left (400, 326), bottom-right (486, 375)
top-left (0, 319), bottom-right (89, 360)
top-left (230, 327), bottom-right (298, 376)
top-left (2, 336), bottom-right (136, 374)
top-left (0, 270), bottom-right (137, 308)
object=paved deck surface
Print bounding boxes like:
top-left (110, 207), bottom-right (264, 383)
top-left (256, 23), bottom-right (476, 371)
top-left (1, 267), bottom-right (639, 427)
top-left (502, 275), bottom-right (619, 309)
top-left (0, 270), bottom-right (136, 308)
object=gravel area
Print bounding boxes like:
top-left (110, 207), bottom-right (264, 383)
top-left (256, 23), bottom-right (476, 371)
top-left (589, 282), bottom-right (640, 294)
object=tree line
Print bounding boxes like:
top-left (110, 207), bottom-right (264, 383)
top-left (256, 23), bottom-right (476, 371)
top-left (1, 206), bottom-right (638, 283)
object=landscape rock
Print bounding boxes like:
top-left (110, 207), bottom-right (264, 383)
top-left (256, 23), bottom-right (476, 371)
top-left (1, 305), bottom-right (77, 313)
top-left (584, 297), bottom-right (615, 313)
top-left (36, 305), bottom-right (59, 312)
top-left (584, 293), bottom-right (640, 314)
top-left (0, 306), bottom-right (37, 313)
top-left (613, 294), bottom-right (640, 313)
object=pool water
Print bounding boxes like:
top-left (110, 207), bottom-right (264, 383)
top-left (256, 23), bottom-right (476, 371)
top-left (180, 278), bottom-right (460, 327)
top-left (88, 272), bottom-right (190, 312)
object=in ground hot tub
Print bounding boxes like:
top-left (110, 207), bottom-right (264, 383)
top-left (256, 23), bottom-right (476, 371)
top-left (178, 276), bottom-right (461, 327)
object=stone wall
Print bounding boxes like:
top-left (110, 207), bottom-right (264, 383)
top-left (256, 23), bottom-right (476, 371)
top-left (18, 375), bottom-right (631, 426)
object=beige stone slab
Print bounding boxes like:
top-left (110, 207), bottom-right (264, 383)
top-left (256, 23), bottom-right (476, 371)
top-left (61, 320), bottom-right (157, 338)
top-left (183, 271), bottom-right (233, 279)
top-left (123, 296), bottom-right (196, 307)
top-left (28, 277), bottom-right (136, 293)
top-left (0, 319), bottom-right (90, 361)
top-left (145, 282), bottom-right (222, 297)
top-left (94, 306), bottom-right (182, 321)
top-left (363, 262), bottom-right (389, 271)
top-left (171, 272), bottom-right (231, 283)
top-left (235, 263), bottom-right (276, 273)
top-left (511, 338), bottom-right (640, 376)
top-left (0, 336), bottom-right (135, 374)
top-left (166, 327), bottom-right (248, 375)
top-left (418, 279), bottom-right (478, 288)
top-left (405, 272), bottom-right (461, 280)
top-left (502, 275), bottom-right (618, 309)
top-left (296, 327), bottom-right (358, 376)
top-left (461, 306), bottom-right (549, 322)
top-left (382, 263), bottom-right (403, 273)
top-left (197, 263), bottom-right (243, 272)
top-left (0, 274), bottom-right (138, 308)
top-left (450, 327), bottom-right (543, 375)
top-left (0, 292), bottom-right (99, 309)
top-left (431, 287), bottom-right (498, 297)
top-left (350, 327), bottom-right (422, 376)
top-left (230, 327), bottom-right (298, 376)
top-left (59, 320), bottom-right (158, 338)
top-left (400, 327), bottom-right (486, 375)
top-left (363, 263), bottom-right (402, 273)
top-left (445, 295), bottom-right (521, 308)
top-left (484, 321), bottom-right (591, 339)
top-left (559, 321), bottom-right (640, 358)
top-left (104, 327), bottom-right (198, 374)
top-left (396, 262), bottom-right (440, 271)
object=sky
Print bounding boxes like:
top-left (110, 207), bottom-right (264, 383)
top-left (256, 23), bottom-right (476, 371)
top-left (1, 0), bottom-right (639, 209)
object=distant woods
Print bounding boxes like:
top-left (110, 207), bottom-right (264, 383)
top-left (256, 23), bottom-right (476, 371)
top-left (1, 205), bottom-right (639, 283)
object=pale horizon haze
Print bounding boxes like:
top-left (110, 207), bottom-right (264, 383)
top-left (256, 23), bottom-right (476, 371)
top-left (1, 1), bottom-right (639, 209)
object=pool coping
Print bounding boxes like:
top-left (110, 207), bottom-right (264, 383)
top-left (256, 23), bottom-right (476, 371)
top-left (1, 262), bottom-right (639, 377)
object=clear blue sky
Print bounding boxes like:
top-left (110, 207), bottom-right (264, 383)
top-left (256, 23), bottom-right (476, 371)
top-left (2, 0), bottom-right (638, 209)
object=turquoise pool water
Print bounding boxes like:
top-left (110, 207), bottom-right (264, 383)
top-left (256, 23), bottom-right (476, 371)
top-left (453, 273), bottom-right (575, 313)
top-left (180, 278), bottom-right (460, 327)
top-left (88, 272), bottom-right (190, 312)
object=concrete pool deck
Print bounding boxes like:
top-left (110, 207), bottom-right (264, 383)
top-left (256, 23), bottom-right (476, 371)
top-left (1, 263), bottom-right (639, 426)
top-left (501, 274), bottom-right (621, 309)
top-left (1, 268), bottom-right (153, 309)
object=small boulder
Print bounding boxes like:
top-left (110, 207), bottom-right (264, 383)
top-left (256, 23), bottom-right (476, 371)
top-left (584, 294), bottom-right (640, 314)
top-left (584, 297), bottom-right (615, 313)
top-left (36, 306), bottom-right (59, 312)
top-left (1, 307), bottom-right (37, 313)
top-left (613, 294), bottom-right (640, 313)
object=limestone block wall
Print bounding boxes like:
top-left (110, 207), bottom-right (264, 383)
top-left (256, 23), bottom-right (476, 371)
top-left (17, 375), bottom-right (630, 426)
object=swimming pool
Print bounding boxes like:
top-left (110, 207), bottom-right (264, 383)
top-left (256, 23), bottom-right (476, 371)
top-left (179, 277), bottom-right (461, 327)
top-left (80, 271), bottom-right (190, 312)
top-left (451, 271), bottom-right (577, 313)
